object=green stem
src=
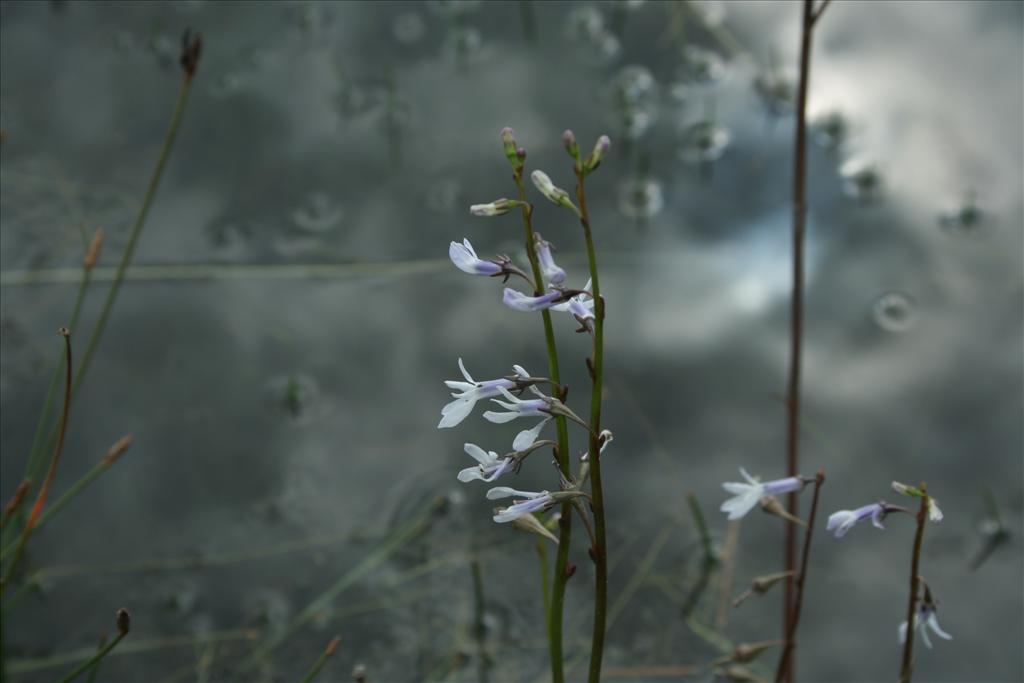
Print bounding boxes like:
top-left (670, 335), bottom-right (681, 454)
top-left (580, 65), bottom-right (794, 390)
top-left (22, 73), bottom-right (196, 499)
top-left (471, 559), bottom-right (489, 683)
top-left (536, 540), bottom-right (551, 642)
top-left (2, 454), bottom-right (125, 561)
top-left (84, 636), bottom-right (107, 683)
top-left (512, 169), bottom-right (572, 683)
top-left (575, 171), bottom-right (608, 683)
top-left (898, 486), bottom-right (929, 683)
top-left (299, 636), bottom-right (340, 683)
top-left (55, 632), bottom-right (127, 683)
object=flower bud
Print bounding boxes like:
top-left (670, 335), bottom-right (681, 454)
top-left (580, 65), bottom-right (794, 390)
top-left (562, 129), bottom-right (579, 160)
top-left (584, 134), bottom-right (611, 173)
top-left (511, 512), bottom-right (560, 545)
top-left (469, 198), bottom-right (516, 217)
top-left (116, 608), bottom-right (131, 636)
top-left (501, 127), bottom-right (521, 168)
top-left (530, 170), bottom-right (578, 213)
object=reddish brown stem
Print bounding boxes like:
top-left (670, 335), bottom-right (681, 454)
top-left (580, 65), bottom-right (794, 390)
top-left (898, 486), bottom-right (929, 683)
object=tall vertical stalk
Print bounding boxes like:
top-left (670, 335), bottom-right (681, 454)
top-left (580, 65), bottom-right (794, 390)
top-left (574, 171), bottom-right (608, 683)
top-left (511, 170), bottom-right (572, 683)
top-left (783, 4), bottom-right (829, 679)
top-left (898, 486), bottom-right (928, 683)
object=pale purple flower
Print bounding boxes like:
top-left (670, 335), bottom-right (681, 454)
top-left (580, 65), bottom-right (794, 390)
top-left (551, 279), bottom-right (595, 328)
top-left (534, 234), bottom-right (566, 285)
top-left (449, 239), bottom-right (503, 276)
top-left (503, 288), bottom-right (569, 312)
top-left (457, 443), bottom-right (516, 483)
top-left (439, 360), bottom-right (530, 428)
top-left (826, 502), bottom-right (889, 538)
top-left (720, 468), bottom-right (805, 520)
top-left (487, 487), bottom-right (554, 523)
top-left (899, 603), bottom-right (952, 649)
top-left (483, 386), bottom-right (550, 424)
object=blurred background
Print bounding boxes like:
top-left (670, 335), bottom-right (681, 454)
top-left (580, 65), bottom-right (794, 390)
top-left (1, 1), bottom-right (1021, 681)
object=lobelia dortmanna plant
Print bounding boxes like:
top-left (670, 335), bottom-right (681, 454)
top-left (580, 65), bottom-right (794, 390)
top-left (439, 127), bottom-right (612, 683)
top-left (719, 470), bottom-right (949, 683)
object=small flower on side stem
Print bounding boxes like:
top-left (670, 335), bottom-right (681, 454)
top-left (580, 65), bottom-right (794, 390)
top-left (551, 279), bottom-right (595, 331)
top-left (488, 487), bottom-right (554, 523)
top-left (501, 127), bottom-right (522, 170)
top-left (899, 591), bottom-right (952, 650)
top-left (449, 239), bottom-right (527, 282)
top-left (502, 287), bottom-right (580, 312)
top-left (439, 359), bottom-right (531, 428)
top-left (484, 386), bottom-right (589, 431)
top-left (825, 501), bottom-right (907, 538)
top-left (457, 444), bottom-right (516, 483)
top-left (534, 233), bottom-right (566, 285)
top-left (719, 468), bottom-right (806, 520)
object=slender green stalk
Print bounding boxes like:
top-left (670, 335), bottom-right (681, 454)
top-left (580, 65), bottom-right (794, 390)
top-left (299, 636), bottom-right (341, 683)
top-left (511, 169), bottom-right (572, 683)
top-left (575, 170), bottom-right (608, 683)
top-left (1, 437), bottom-right (132, 561)
top-left (536, 540), bottom-right (551, 642)
top-left (24, 66), bottom-right (198, 496)
top-left (898, 486), bottom-right (929, 683)
top-left (55, 633), bottom-right (126, 683)
top-left (56, 609), bottom-right (130, 683)
top-left (3, 331), bottom-right (73, 594)
top-left (682, 493), bottom-right (718, 618)
top-left (470, 559), bottom-right (489, 683)
top-left (244, 499), bottom-right (440, 671)
top-left (84, 636), bottom-right (107, 683)
top-left (775, 470), bottom-right (825, 681)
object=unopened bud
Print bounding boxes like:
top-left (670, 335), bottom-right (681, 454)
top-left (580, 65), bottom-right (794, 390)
top-left (58, 327), bottom-right (70, 338)
top-left (352, 663), bottom-right (367, 683)
top-left (469, 198), bottom-right (517, 217)
top-left (732, 640), bottom-right (781, 663)
top-left (584, 134), bottom-right (611, 173)
top-left (116, 608), bottom-right (131, 636)
top-left (501, 127), bottom-right (520, 168)
top-left (325, 635), bottom-right (341, 656)
top-left (714, 664), bottom-right (761, 682)
top-left (511, 511), bottom-right (559, 545)
top-left (180, 29), bottom-right (202, 80)
top-left (565, 562), bottom-right (577, 579)
top-left (530, 170), bottom-right (577, 213)
top-left (733, 570), bottom-right (794, 607)
top-left (892, 481), bottom-right (943, 522)
top-left (83, 228), bottom-right (105, 269)
top-left (759, 496), bottom-right (805, 526)
top-left (562, 129), bottom-right (579, 160)
top-left (102, 435), bottom-right (134, 466)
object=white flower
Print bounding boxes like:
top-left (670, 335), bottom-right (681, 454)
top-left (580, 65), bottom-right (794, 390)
top-left (487, 487), bottom-right (554, 523)
top-left (512, 417), bottom-right (552, 452)
top-left (899, 603), bottom-right (952, 650)
top-left (449, 239), bottom-right (503, 276)
top-left (891, 481), bottom-right (943, 522)
top-left (826, 502), bottom-right (888, 538)
top-left (720, 468), bottom-right (804, 520)
top-left (457, 443), bottom-right (515, 483)
top-left (483, 386), bottom-right (550, 424)
top-left (439, 360), bottom-right (528, 429)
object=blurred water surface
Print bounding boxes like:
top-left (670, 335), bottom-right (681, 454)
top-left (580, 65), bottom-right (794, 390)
top-left (1, 1), bottom-right (1021, 681)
